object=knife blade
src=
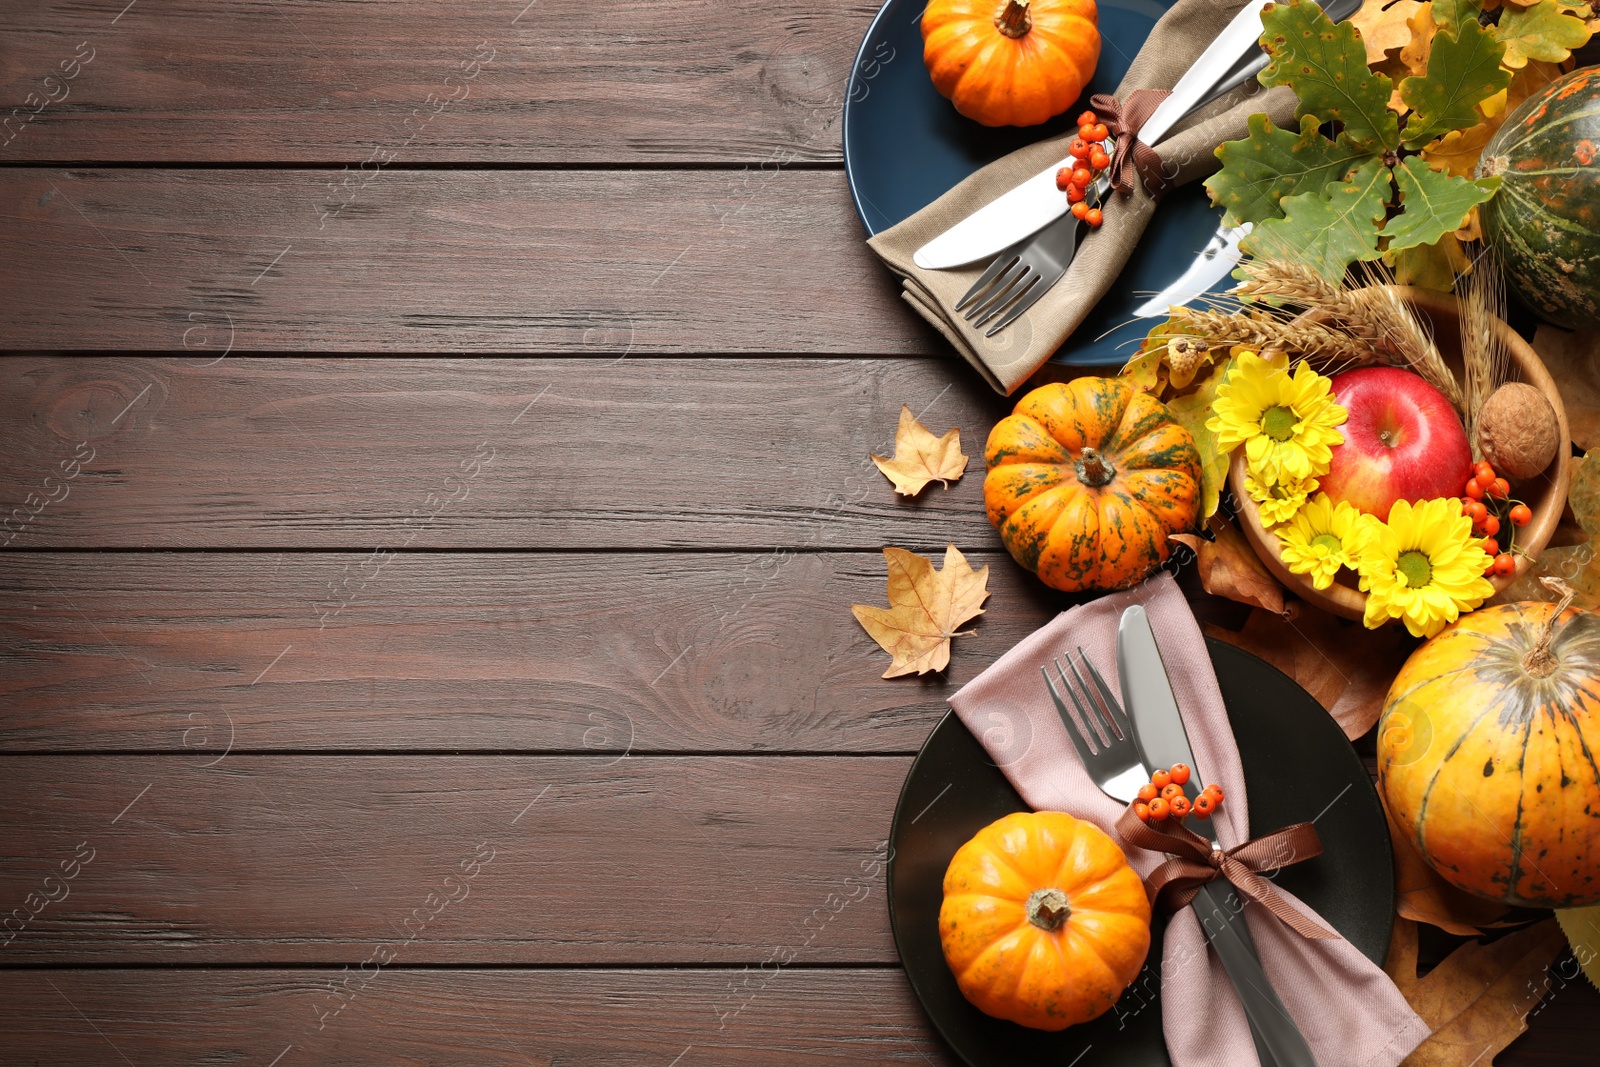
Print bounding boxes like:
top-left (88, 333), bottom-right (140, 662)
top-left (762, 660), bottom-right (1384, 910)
top-left (1117, 605), bottom-right (1321, 1067)
top-left (912, 0), bottom-right (1361, 271)
top-left (1131, 221), bottom-right (1250, 318)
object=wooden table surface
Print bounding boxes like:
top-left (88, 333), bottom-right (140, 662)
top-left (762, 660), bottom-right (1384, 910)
top-left (1, 1), bottom-right (1594, 1063)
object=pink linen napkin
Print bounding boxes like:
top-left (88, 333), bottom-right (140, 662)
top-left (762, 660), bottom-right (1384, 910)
top-left (947, 573), bottom-right (1428, 1067)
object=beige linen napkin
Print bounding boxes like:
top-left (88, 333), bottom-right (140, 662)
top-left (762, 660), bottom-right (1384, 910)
top-left (869, 0), bottom-right (1302, 394)
top-left (947, 573), bottom-right (1429, 1067)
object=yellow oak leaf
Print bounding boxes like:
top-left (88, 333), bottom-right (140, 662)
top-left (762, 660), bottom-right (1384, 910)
top-left (1400, 3), bottom-right (1437, 78)
top-left (1497, 0), bottom-right (1594, 68)
top-left (1354, 0), bottom-right (1425, 61)
top-left (1384, 917), bottom-right (1566, 1066)
top-left (1420, 122), bottom-right (1496, 177)
top-left (870, 405), bottom-right (969, 496)
top-left (851, 544), bottom-right (989, 678)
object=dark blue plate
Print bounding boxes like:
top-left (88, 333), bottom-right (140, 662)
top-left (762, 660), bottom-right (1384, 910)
top-left (842, 0), bottom-right (1234, 367)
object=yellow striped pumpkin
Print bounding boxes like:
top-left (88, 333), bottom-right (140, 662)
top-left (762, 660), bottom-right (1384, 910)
top-left (1379, 600), bottom-right (1600, 907)
top-left (984, 378), bottom-right (1202, 592)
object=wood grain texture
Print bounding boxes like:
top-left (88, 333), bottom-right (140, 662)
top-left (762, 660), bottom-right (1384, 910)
top-left (0, 169), bottom-right (937, 353)
top-left (0, 356), bottom-right (1008, 548)
top-left (0, 969), bottom-right (963, 1066)
top-left (0, 0), bottom-right (879, 164)
top-left (0, 755), bottom-right (906, 964)
top-left (0, 551), bottom-right (1062, 753)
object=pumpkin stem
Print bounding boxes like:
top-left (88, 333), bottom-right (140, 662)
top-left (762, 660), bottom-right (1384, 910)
top-left (1025, 887), bottom-right (1071, 931)
top-left (994, 0), bottom-right (1033, 38)
top-left (1524, 577), bottom-right (1580, 678)
top-left (1076, 447), bottom-right (1116, 488)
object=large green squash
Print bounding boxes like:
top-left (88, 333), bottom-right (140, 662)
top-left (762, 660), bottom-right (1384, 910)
top-left (1479, 67), bottom-right (1600, 330)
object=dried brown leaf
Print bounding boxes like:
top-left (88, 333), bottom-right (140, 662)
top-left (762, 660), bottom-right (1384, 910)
top-left (1385, 917), bottom-right (1566, 1066)
top-left (1384, 800), bottom-right (1516, 935)
top-left (851, 544), bottom-right (989, 678)
top-left (1203, 600), bottom-right (1412, 738)
top-left (1531, 326), bottom-right (1600, 451)
top-left (1172, 518), bottom-right (1285, 615)
top-left (1555, 906), bottom-right (1600, 989)
top-left (871, 405), bottom-right (969, 496)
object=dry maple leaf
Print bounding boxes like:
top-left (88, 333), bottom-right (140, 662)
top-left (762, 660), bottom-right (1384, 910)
top-left (1203, 599), bottom-right (1412, 738)
top-left (1385, 917), bottom-right (1566, 1066)
top-left (1354, 0), bottom-right (1426, 62)
top-left (1383, 800), bottom-right (1515, 935)
top-left (1171, 517), bottom-right (1285, 615)
top-left (852, 544), bottom-right (989, 678)
top-left (1555, 906), bottom-right (1600, 989)
top-left (871, 405), bottom-right (969, 496)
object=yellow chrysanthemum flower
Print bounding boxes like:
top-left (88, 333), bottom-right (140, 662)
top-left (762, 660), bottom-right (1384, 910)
top-left (1208, 353), bottom-right (1347, 486)
top-left (1245, 471), bottom-right (1317, 526)
top-left (1277, 493), bottom-right (1376, 590)
top-left (1358, 498), bottom-right (1495, 638)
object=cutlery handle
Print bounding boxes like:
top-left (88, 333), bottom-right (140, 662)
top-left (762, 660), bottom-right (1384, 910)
top-left (1191, 881), bottom-right (1319, 1067)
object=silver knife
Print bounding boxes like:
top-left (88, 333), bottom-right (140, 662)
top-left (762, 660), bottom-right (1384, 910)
top-left (1118, 605), bottom-right (1320, 1067)
top-left (912, 0), bottom-right (1362, 271)
top-left (1132, 221), bottom-right (1251, 318)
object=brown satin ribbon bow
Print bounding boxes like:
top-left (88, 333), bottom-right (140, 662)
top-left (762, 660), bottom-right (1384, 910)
top-left (1088, 89), bottom-right (1174, 200)
top-left (1115, 804), bottom-right (1338, 940)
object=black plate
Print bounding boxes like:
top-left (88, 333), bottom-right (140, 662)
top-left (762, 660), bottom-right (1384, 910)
top-left (842, 0), bottom-right (1238, 366)
top-left (886, 638), bottom-right (1394, 1067)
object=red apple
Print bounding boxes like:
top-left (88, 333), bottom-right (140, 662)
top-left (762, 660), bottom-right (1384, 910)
top-left (1319, 366), bottom-right (1471, 520)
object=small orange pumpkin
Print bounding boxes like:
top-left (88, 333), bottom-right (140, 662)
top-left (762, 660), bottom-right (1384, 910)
top-left (922, 0), bottom-right (1101, 128)
top-left (1379, 597), bottom-right (1600, 907)
top-left (984, 378), bottom-right (1203, 592)
top-left (940, 811), bottom-right (1151, 1030)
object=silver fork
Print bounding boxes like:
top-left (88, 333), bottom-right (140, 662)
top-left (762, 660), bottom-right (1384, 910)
top-left (954, 160), bottom-right (1113, 338)
top-left (1043, 649), bottom-right (1319, 1067)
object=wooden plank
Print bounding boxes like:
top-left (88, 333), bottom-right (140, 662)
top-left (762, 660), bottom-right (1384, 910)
top-left (0, 1), bottom-right (880, 164)
top-left (0, 169), bottom-right (936, 353)
top-left (0, 755), bottom-right (906, 964)
top-left (0, 968), bottom-right (962, 1066)
top-left (0, 551), bottom-right (1061, 753)
top-left (0, 356), bottom-right (1006, 548)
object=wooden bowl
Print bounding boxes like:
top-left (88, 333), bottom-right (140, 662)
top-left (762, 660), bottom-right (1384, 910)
top-left (1231, 286), bottom-right (1571, 622)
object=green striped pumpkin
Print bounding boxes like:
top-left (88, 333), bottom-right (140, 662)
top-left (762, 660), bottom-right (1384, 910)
top-left (1479, 67), bottom-right (1600, 330)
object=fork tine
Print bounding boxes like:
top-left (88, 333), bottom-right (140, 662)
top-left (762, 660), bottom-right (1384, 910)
top-left (984, 259), bottom-right (1053, 336)
top-left (1075, 647), bottom-right (1131, 741)
top-left (963, 262), bottom-right (1030, 324)
top-left (1065, 653), bottom-right (1115, 747)
top-left (975, 273), bottom-right (1040, 332)
top-left (954, 253), bottom-right (1018, 313)
top-left (1041, 664), bottom-right (1099, 766)
top-left (1051, 656), bottom-right (1103, 755)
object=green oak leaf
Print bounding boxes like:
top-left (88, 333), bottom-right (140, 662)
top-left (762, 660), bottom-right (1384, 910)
top-left (1430, 0), bottom-right (1478, 34)
top-left (1400, 18), bottom-right (1511, 149)
top-left (1496, 0), bottom-right (1594, 68)
top-left (1380, 156), bottom-right (1500, 251)
top-left (1245, 157), bottom-right (1392, 282)
top-left (1206, 114), bottom-right (1371, 227)
top-left (1258, 0), bottom-right (1400, 152)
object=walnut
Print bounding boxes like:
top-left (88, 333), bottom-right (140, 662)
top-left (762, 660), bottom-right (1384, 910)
top-left (1475, 382), bottom-right (1560, 482)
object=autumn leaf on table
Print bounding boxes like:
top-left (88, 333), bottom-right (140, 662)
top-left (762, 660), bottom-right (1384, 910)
top-left (1399, 16), bottom-right (1510, 148)
top-left (1246, 157), bottom-right (1392, 281)
top-left (1556, 906), bottom-right (1600, 989)
top-left (1496, 0), bottom-right (1594, 68)
top-left (852, 544), bottom-right (989, 678)
top-left (1384, 917), bottom-right (1566, 1066)
top-left (871, 405), bottom-right (969, 496)
top-left (1261, 0), bottom-right (1402, 151)
top-left (1502, 450), bottom-right (1600, 606)
top-left (1171, 517), bottom-right (1285, 614)
top-left (1354, 0), bottom-right (1426, 61)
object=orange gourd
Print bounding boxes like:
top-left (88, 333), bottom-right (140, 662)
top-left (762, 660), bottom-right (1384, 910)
top-left (922, 0), bottom-right (1101, 128)
top-left (939, 811), bottom-right (1151, 1030)
top-left (984, 378), bottom-right (1203, 592)
top-left (1379, 598), bottom-right (1600, 907)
